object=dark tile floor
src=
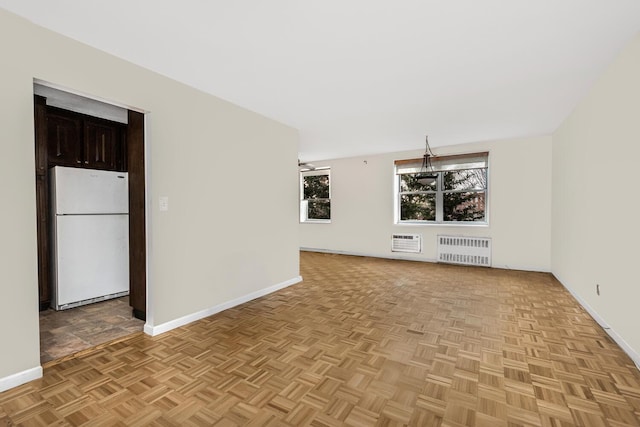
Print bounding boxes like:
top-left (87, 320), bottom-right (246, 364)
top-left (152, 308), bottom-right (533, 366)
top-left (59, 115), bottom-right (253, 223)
top-left (39, 296), bottom-right (144, 364)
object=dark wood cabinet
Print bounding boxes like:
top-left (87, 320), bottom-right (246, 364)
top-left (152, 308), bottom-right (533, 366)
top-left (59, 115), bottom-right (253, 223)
top-left (34, 96), bottom-right (51, 310)
top-left (47, 112), bottom-right (83, 167)
top-left (84, 119), bottom-right (122, 170)
top-left (46, 106), bottom-right (126, 172)
top-left (35, 175), bottom-right (51, 310)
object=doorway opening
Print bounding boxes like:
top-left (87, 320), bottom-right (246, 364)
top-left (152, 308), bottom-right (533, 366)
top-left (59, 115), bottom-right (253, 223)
top-left (33, 82), bottom-right (147, 364)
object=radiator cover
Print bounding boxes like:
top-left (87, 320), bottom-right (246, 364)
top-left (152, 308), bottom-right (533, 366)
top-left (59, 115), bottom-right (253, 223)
top-left (437, 235), bottom-right (491, 267)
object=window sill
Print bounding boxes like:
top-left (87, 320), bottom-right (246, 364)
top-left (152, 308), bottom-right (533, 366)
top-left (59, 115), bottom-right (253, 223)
top-left (301, 220), bottom-right (332, 224)
top-left (396, 221), bottom-right (489, 227)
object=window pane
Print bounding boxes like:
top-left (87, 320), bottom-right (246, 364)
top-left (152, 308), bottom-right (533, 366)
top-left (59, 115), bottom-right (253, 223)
top-left (400, 194), bottom-right (436, 221)
top-left (443, 168), bottom-right (486, 191)
top-left (303, 175), bottom-right (330, 199)
top-left (400, 173), bottom-right (438, 192)
top-left (443, 191), bottom-right (485, 221)
top-left (307, 200), bottom-right (331, 220)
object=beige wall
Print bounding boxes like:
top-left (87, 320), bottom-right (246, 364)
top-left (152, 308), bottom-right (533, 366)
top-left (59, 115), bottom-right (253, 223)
top-left (552, 33), bottom-right (640, 361)
top-left (0, 9), bottom-right (300, 385)
top-left (301, 136), bottom-right (552, 272)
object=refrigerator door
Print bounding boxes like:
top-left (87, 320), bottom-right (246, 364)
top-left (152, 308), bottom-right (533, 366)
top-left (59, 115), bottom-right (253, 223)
top-left (53, 214), bottom-right (129, 308)
top-left (52, 166), bottom-right (129, 214)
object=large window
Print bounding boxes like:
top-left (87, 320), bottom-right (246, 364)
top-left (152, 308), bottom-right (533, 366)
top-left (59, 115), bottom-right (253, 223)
top-left (395, 152), bottom-right (488, 224)
top-left (300, 169), bottom-right (331, 222)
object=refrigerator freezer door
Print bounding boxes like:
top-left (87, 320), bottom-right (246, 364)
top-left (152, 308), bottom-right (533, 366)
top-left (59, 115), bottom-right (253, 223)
top-left (52, 166), bottom-right (129, 214)
top-left (53, 214), bottom-right (129, 307)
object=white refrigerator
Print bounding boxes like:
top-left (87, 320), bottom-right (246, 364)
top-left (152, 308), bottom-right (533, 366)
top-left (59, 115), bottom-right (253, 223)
top-left (50, 166), bottom-right (130, 310)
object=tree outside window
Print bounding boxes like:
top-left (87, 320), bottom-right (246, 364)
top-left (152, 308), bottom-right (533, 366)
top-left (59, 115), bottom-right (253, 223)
top-left (300, 170), bottom-right (331, 222)
top-left (396, 153), bottom-right (488, 224)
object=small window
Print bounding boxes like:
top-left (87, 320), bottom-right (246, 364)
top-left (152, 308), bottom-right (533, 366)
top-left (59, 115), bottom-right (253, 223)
top-left (300, 169), bottom-right (331, 222)
top-left (395, 153), bottom-right (488, 224)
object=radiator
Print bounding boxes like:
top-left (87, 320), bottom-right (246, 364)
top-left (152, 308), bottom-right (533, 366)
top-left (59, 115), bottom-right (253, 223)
top-left (437, 235), bottom-right (491, 267)
top-left (391, 234), bottom-right (421, 253)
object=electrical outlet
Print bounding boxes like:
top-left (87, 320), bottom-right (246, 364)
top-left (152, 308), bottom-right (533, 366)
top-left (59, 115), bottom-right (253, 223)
top-left (596, 284), bottom-right (600, 296)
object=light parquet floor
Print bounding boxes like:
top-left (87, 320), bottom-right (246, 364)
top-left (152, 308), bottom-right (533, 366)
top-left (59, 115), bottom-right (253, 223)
top-left (2, 251), bottom-right (640, 426)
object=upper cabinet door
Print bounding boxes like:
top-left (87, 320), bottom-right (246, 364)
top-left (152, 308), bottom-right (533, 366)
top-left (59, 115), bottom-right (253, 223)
top-left (47, 113), bottom-right (83, 167)
top-left (84, 119), bottom-right (120, 170)
top-left (34, 96), bottom-right (48, 175)
top-left (46, 106), bottom-right (125, 172)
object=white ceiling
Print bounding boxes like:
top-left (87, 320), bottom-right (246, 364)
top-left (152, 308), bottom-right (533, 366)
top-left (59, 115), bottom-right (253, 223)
top-left (2, 1), bottom-right (640, 161)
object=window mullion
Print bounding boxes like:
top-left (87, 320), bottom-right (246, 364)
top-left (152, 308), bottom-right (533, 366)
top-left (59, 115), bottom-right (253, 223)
top-left (436, 172), bottom-right (443, 223)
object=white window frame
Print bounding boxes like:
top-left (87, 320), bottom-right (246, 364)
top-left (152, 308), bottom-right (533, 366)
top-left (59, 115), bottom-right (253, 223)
top-left (300, 168), bottom-right (331, 223)
top-left (395, 152), bottom-right (489, 225)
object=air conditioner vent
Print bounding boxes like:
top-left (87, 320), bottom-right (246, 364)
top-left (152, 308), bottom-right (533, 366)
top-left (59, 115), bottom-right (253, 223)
top-left (391, 234), bottom-right (421, 253)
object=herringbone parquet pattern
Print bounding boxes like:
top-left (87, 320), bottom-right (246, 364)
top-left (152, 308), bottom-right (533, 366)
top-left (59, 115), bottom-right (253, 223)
top-left (1, 252), bottom-right (639, 426)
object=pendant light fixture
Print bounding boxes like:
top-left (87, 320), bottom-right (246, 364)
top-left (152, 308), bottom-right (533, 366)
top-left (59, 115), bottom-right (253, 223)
top-left (416, 135), bottom-right (438, 186)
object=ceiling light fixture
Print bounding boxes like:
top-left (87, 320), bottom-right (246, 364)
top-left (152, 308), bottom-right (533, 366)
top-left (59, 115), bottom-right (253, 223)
top-left (298, 159), bottom-right (316, 171)
top-left (416, 135), bottom-right (438, 186)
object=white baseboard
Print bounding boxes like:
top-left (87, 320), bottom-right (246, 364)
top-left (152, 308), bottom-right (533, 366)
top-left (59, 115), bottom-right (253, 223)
top-left (0, 366), bottom-right (42, 393)
top-left (605, 328), bottom-right (640, 371)
top-left (300, 247), bottom-right (550, 273)
top-left (300, 247), bottom-right (438, 263)
top-left (555, 273), bottom-right (640, 370)
top-left (144, 276), bottom-right (303, 337)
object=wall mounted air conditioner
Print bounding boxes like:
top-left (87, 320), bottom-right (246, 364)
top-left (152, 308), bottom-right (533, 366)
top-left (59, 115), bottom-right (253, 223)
top-left (391, 234), bottom-right (421, 253)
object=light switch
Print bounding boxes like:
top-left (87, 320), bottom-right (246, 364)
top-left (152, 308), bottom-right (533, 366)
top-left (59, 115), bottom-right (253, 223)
top-left (159, 196), bottom-right (169, 211)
